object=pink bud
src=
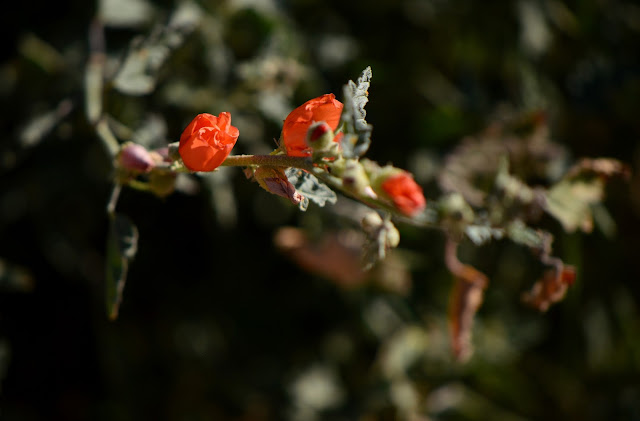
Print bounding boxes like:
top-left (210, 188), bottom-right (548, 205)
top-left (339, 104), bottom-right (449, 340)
top-left (118, 143), bottom-right (155, 173)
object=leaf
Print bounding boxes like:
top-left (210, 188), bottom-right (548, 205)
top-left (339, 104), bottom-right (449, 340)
top-left (340, 66), bottom-right (373, 158)
top-left (544, 158), bottom-right (630, 233)
top-left (464, 225), bottom-right (504, 246)
top-left (105, 213), bottom-right (138, 320)
top-left (112, 2), bottom-right (202, 95)
top-left (285, 168), bottom-right (337, 209)
top-left (505, 219), bottom-right (548, 250)
top-left (99, 0), bottom-right (155, 28)
top-left (522, 261), bottom-right (576, 312)
top-left (444, 239), bottom-right (488, 362)
top-left (545, 177), bottom-right (604, 233)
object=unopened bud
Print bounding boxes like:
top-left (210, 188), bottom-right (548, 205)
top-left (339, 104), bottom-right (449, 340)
top-left (253, 167), bottom-right (304, 205)
top-left (361, 211), bottom-right (383, 233)
top-left (342, 159), bottom-right (377, 199)
top-left (118, 143), bottom-right (155, 173)
top-left (308, 122), bottom-right (332, 143)
top-left (305, 121), bottom-right (340, 160)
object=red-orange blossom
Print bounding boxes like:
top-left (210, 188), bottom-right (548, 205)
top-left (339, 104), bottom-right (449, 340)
top-left (282, 94), bottom-right (343, 157)
top-left (179, 112), bottom-right (239, 172)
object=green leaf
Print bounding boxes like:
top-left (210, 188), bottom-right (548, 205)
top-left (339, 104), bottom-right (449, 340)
top-left (105, 213), bottom-right (138, 320)
top-left (543, 157), bottom-right (629, 234)
top-left (340, 66), bottom-right (373, 158)
top-left (545, 177), bottom-right (604, 233)
top-left (505, 219), bottom-right (547, 250)
top-left (464, 225), bottom-right (504, 246)
top-left (112, 2), bottom-right (202, 95)
top-left (285, 168), bottom-right (337, 209)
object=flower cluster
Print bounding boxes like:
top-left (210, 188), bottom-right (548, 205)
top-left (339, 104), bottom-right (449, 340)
top-left (171, 93), bottom-right (426, 218)
top-left (279, 94), bottom-right (426, 217)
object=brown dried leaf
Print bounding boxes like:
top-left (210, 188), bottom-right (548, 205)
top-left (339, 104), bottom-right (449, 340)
top-left (522, 261), bottom-right (576, 312)
top-left (445, 239), bottom-right (488, 362)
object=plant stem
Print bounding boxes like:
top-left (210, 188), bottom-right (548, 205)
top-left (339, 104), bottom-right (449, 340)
top-left (220, 154), bottom-right (315, 171)
top-left (106, 183), bottom-right (122, 216)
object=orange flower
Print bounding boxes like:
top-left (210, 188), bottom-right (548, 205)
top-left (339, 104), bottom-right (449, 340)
top-left (179, 112), bottom-right (239, 172)
top-left (282, 94), bottom-right (343, 157)
top-left (381, 173), bottom-right (426, 217)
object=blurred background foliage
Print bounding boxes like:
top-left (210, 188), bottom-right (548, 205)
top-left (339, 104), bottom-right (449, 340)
top-left (1, 0), bottom-right (640, 420)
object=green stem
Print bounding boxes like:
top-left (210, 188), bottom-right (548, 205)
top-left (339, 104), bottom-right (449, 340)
top-left (106, 183), bottom-right (122, 216)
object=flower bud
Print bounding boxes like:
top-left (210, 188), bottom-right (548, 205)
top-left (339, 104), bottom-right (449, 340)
top-left (379, 172), bottom-right (426, 217)
top-left (341, 159), bottom-right (377, 199)
top-left (304, 121), bottom-right (342, 161)
top-left (117, 142), bottom-right (155, 173)
top-left (364, 159), bottom-right (426, 217)
top-left (252, 166), bottom-right (304, 205)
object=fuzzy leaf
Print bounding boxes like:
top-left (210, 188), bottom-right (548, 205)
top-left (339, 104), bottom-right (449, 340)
top-left (105, 213), bottom-right (138, 320)
top-left (285, 168), bottom-right (337, 209)
top-left (340, 66), bottom-right (373, 158)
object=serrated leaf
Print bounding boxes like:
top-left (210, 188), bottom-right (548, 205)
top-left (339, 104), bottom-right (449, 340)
top-left (340, 66), bottom-right (373, 158)
top-left (112, 2), bottom-right (202, 95)
top-left (105, 213), bottom-right (138, 320)
top-left (285, 168), bottom-right (337, 209)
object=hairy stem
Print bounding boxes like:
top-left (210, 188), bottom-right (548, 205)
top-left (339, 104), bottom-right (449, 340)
top-left (220, 154), bottom-right (315, 171)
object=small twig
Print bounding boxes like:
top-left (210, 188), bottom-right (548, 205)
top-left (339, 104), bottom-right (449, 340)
top-left (106, 183), bottom-right (122, 216)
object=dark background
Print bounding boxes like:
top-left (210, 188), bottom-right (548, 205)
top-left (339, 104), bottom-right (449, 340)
top-left (1, 0), bottom-right (639, 420)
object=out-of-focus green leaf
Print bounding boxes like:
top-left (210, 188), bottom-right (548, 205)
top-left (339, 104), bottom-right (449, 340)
top-left (112, 2), bottom-right (202, 95)
top-left (505, 219), bottom-right (547, 250)
top-left (465, 225), bottom-right (504, 246)
top-left (545, 176), bottom-right (604, 233)
top-left (99, 0), bottom-right (155, 28)
top-left (340, 66), bottom-right (373, 158)
top-left (105, 213), bottom-right (138, 320)
top-left (544, 158), bottom-right (630, 233)
top-left (17, 33), bottom-right (65, 72)
top-left (19, 99), bottom-right (74, 148)
top-left (285, 168), bottom-right (337, 210)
